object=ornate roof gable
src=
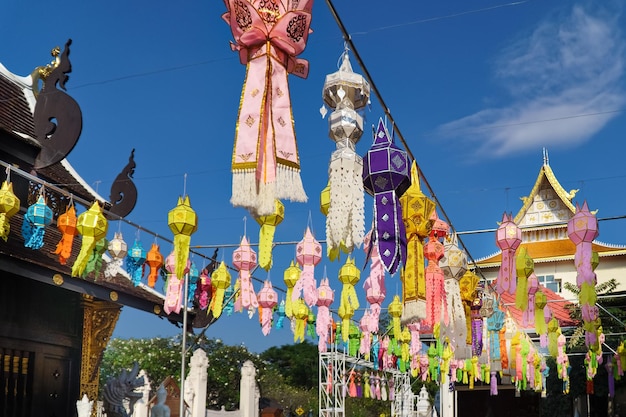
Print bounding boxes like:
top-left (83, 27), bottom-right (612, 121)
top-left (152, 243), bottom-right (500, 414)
top-left (513, 150), bottom-right (578, 228)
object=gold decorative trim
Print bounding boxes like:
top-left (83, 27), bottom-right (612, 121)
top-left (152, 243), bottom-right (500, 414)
top-left (154, 305), bottom-right (162, 314)
top-left (80, 296), bottom-right (121, 416)
top-left (109, 291), bottom-right (118, 301)
top-left (52, 274), bottom-right (64, 285)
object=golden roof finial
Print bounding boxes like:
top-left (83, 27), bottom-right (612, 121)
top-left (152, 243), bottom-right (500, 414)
top-left (30, 45), bottom-right (61, 98)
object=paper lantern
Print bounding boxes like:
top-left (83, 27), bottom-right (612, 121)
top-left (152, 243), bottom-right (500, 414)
top-left (316, 277), bottom-right (334, 352)
top-left (293, 298), bottom-right (309, 343)
top-left (0, 180), bottom-right (20, 241)
top-left (126, 240), bottom-right (146, 286)
top-left (233, 236), bottom-right (258, 311)
top-left (423, 211), bottom-right (448, 329)
top-left (187, 262), bottom-right (199, 304)
top-left (108, 232), bottom-right (128, 259)
top-left (145, 243), bottom-right (164, 288)
top-left (523, 273), bottom-right (539, 326)
top-left (440, 233), bottom-right (468, 354)
top-left (363, 230), bottom-right (386, 332)
top-left (283, 260), bottom-right (301, 318)
top-left (294, 227), bottom-right (321, 307)
top-left (338, 256), bottom-right (360, 342)
top-left (486, 300), bottom-right (505, 370)
top-left (255, 199), bottom-right (284, 270)
top-left (363, 119), bottom-right (410, 274)
top-left (359, 310), bottom-right (375, 360)
top-left (104, 232), bottom-right (127, 278)
top-left (83, 237), bottom-right (108, 277)
top-left (321, 51), bottom-right (369, 259)
top-left (223, 0), bottom-right (312, 216)
top-left (72, 201), bottom-right (107, 277)
top-left (320, 182), bottom-right (330, 216)
top-left (388, 295), bottom-right (403, 341)
top-left (399, 161), bottom-right (435, 324)
top-left (535, 290), bottom-right (548, 346)
top-left (194, 269), bottom-right (212, 310)
top-left (53, 204), bottom-right (77, 265)
top-left (168, 195), bottom-right (198, 280)
top-left (209, 261), bottom-right (231, 319)
top-left (22, 195), bottom-right (53, 250)
top-left (257, 280), bottom-right (278, 336)
top-left (470, 297), bottom-right (483, 357)
top-left (496, 213), bottom-right (521, 295)
top-left (515, 246), bottom-right (534, 311)
top-left (568, 201), bottom-right (600, 349)
top-left (163, 252), bottom-right (186, 315)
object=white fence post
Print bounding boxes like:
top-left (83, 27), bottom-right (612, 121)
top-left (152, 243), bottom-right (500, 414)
top-left (134, 370), bottom-right (151, 417)
top-left (186, 349), bottom-right (209, 417)
top-left (239, 361), bottom-right (258, 417)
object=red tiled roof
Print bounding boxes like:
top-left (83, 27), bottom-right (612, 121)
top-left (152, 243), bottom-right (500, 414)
top-left (495, 279), bottom-right (577, 330)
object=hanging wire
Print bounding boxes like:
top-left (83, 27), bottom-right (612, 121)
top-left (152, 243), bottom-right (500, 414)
top-left (324, 0), bottom-right (489, 282)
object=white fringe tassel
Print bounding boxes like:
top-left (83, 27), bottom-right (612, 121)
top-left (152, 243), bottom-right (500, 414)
top-left (231, 166), bottom-right (308, 216)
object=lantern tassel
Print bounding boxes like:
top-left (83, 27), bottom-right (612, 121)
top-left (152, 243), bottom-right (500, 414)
top-left (72, 236), bottom-right (96, 276)
top-left (174, 234), bottom-right (191, 281)
top-left (0, 213), bottom-right (10, 241)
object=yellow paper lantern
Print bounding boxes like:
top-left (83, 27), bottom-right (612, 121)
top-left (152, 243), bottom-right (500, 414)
top-left (283, 260), bottom-right (301, 318)
top-left (255, 199), bottom-right (284, 271)
top-left (209, 261), bottom-right (231, 319)
top-left (338, 257), bottom-right (360, 342)
top-left (72, 201), bottom-right (108, 277)
top-left (168, 196), bottom-right (198, 279)
top-left (388, 295), bottom-right (403, 341)
top-left (0, 181), bottom-right (20, 241)
top-left (293, 298), bottom-right (309, 343)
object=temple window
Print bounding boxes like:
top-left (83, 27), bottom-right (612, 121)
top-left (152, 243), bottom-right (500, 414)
top-left (538, 274), bottom-right (561, 293)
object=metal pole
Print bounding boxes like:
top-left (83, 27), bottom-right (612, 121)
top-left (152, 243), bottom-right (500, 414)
top-left (180, 272), bottom-right (189, 417)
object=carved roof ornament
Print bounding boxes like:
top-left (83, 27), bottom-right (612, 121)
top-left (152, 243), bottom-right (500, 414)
top-left (108, 149), bottom-right (138, 218)
top-left (33, 39), bottom-right (83, 170)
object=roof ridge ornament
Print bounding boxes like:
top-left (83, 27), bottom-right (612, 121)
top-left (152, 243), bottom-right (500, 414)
top-left (108, 149), bottom-right (138, 218)
top-left (542, 147), bottom-right (549, 166)
top-left (33, 39), bottom-right (83, 170)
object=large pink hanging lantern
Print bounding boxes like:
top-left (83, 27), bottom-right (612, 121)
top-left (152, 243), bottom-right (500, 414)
top-left (568, 201), bottom-right (600, 347)
top-left (222, 0), bottom-right (313, 216)
top-left (316, 277), bottom-right (334, 352)
top-left (363, 229), bottom-right (386, 332)
top-left (496, 212), bottom-right (521, 295)
top-left (293, 227), bottom-right (321, 307)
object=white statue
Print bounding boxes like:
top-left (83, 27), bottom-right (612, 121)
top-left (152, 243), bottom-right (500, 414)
top-left (151, 385), bottom-right (170, 417)
top-left (76, 394), bottom-right (93, 417)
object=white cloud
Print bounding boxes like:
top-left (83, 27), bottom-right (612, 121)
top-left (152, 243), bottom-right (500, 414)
top-left (437, 5), bottom-right (625, 158)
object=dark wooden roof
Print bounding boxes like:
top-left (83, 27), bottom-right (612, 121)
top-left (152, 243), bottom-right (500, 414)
top-left (0, 72), bottom-right (36, 138)
top-left (0, 210), bottom-right (184, 321)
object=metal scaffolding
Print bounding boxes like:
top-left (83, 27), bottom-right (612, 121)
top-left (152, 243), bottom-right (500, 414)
top-left (319, 343), bottom-right (413, 417)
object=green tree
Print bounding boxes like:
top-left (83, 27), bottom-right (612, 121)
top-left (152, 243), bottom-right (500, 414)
top-left (99, 335), bottom-right (260, 410)
top-left (260, 341), bottom-right (319, 389)
top-left (99, 336), bottom-right (186, 398)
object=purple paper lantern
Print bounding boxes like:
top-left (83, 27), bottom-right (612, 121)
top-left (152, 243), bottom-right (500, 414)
top-left (363, 118), bottom-right (410, 274)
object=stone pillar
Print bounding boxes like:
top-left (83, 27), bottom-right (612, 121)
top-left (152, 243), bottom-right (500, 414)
top-left (239, 361), bottom-right (257, 417)
top-left (133, 370), bottom-right (151, 417)
top-left (80, 295), bottom-right (121, 416)
top-left (185, 349), bottom-right (209, 417)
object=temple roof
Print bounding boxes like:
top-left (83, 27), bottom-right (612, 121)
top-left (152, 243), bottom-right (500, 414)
top-left (476, 239), bottom-right (626, 267)
top-left (513, 152), bottom-right (578, 228)
top-left (0, 61), bottom-right (104, 203)
top-left (0, 53), bottom-right (174, 322)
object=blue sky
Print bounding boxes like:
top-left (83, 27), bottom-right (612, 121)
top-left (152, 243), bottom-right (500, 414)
top-left (2, 0), bottom-right (625, 353)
